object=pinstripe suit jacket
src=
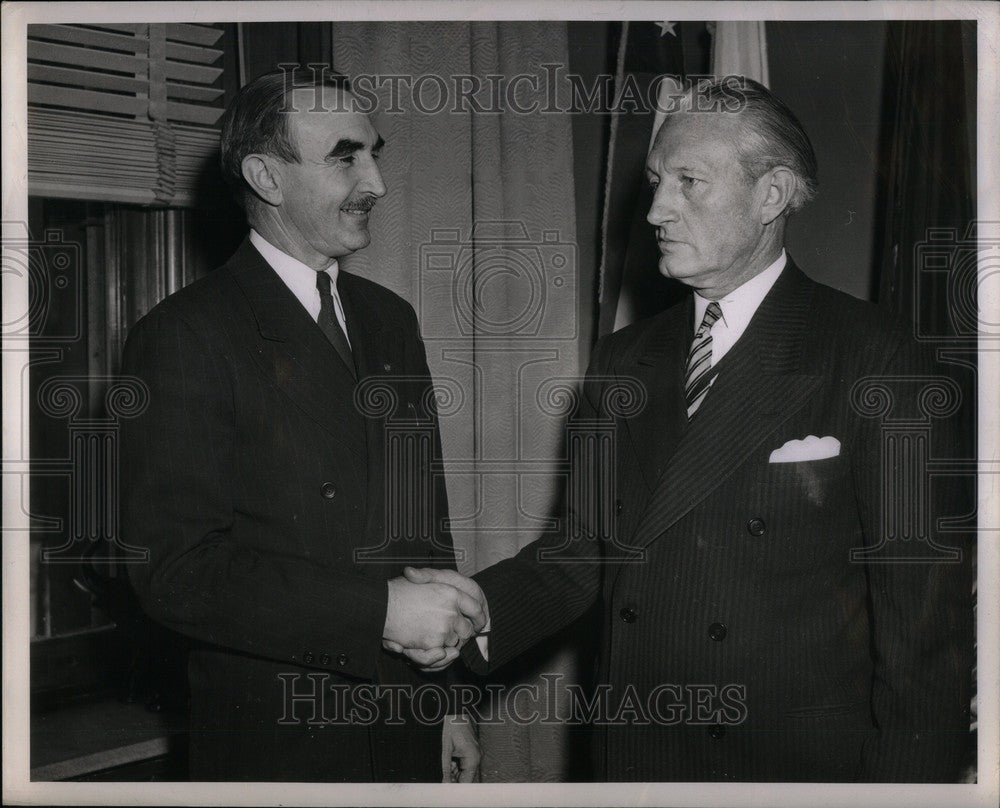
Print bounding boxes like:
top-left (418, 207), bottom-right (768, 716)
top-left (121, 238), bottom-right (457, 781)
top-left (465, 260), bottom-right (973, 782)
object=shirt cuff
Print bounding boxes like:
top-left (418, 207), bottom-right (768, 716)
top-left (474, 615), bottom-right (490, 660)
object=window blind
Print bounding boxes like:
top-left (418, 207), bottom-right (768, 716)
top-left (27, 23), bottom-right (227, 206)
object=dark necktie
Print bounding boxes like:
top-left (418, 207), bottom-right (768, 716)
top-left (684, 301), bottom-right (722, 418)
top-left (316, 270), bottom-right (356, 379)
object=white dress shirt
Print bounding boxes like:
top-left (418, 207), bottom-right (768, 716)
top-left (693, 250), bottom-right (786, 368)
top-left (249, 229), bottom-right (351, 346)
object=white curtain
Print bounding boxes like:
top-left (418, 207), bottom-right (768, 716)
top-left (332, 21), bottom-right (584, 782)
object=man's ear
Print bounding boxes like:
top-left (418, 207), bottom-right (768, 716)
top-left (241, 154), bottom-right (283, 207)
top-left (757, 165), bottom-right (796, 225)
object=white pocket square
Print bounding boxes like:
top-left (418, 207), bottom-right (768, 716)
top-left (768, 435), bottom-right (841, 463)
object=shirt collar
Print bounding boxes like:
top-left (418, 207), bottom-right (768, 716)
top-left (693, 250), bottom-right (786, 334)
top-left (249, 229), bottom-right (340, 296)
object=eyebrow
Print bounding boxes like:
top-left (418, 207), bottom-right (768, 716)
top-left (326, 135), bottom-right (385, 159)
top-left (647, 162), bottom-right (707, 177)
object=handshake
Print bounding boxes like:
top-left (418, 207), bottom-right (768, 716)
top-left (382, 567), bottom-right (489, 672)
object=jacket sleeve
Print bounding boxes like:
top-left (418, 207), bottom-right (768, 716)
top-left (853, 333), bottom-right (974, 781)
top-left (403, 302), bottom-right (459, 576)
top-left (398, 302), bottom-right (471, 706)
top-left (461, 337), bottom-right (612, 675)
top-left (121, 304), bottom-right (388, 681)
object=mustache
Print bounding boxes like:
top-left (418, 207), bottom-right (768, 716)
top-left (341, 197), bottom-right (377, 212)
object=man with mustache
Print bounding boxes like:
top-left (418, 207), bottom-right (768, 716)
top-left (120, 69), bottom-right (483, 782)
top-left (397, 78), bottom-right (973, 782)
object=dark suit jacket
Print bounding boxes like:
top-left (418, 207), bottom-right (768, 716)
top-left (121, 238), bottom-right (458, 781)
top-left (465, 260), bottom-right (973, 782)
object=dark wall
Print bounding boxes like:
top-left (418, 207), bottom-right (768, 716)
top-left (768, 21), bottom-right (887, 301)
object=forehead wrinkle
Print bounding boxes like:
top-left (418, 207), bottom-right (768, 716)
top-left (647, 145), bottom-right (714, 175)
top-left (290, 110), bottom-right (379, 162)
top-left (650, 120), bottom-right (744, 176)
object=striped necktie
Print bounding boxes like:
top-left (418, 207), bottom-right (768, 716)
top-left (316, 270), bottom-right (356, 379)
top-left (684, 301), bottom-right (722, 419)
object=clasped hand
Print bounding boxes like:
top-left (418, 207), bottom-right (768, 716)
top-left (382, 567), bottom-right (488, 671)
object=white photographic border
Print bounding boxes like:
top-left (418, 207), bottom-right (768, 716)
top-left (3, 2), bottom-right (997, 806)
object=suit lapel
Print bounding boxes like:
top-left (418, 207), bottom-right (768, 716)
top-left (338, 272), bottom-right (410, 560)
top-left (622, 298), bottom-right (691, 491)
top-left (337, 272), bottom-right (391, 383)
top-left (226, 239), bottom-right (366, 461)
top-left (338, 272), bottom-right (385, 479)
top-left (626, 262), bottom-right (822, 551)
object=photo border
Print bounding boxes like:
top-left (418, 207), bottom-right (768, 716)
top-left (3, 2), bottom-right (997, 806)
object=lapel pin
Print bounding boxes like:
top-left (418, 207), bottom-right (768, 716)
top-left (383, 362), bottom-right (392, 372)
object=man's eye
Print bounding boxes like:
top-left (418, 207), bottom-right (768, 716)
top-left (338, 155), bottom-right (356, 166)
top-left (682, 175), bottom-right (699, 186)
top-left (648, 178), bottom-right (660, 190)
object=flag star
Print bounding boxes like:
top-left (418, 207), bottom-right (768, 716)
top-left (656, 21), bottom-right (677, 37)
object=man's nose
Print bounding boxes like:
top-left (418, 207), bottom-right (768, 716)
top-left (362, 158), bottom-right (387, 198)
top-left (646, 186), bottom-right (676, 226)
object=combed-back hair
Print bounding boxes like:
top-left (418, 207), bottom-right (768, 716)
top-left (220, 68), bottom-right (352, 208)
top-left (677, 77), bottom-right (819, 212)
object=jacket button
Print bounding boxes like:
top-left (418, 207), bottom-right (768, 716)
top-left (320, 653), bottom-right (331, 665)
top-left (708, 724), bottom-right (726, 739)
top-left (619, 607), bottom-right (637, 624)
top-left (746, 517), bottom-right (765, 536)
top-left (321, 482), bottom-right (337, 499)
top-left (337, 653), bottom-right (349, 667)
top-left (303, 651), bottom-right (315, 664)
top-left (708, 622), bottom-right (727, 641)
